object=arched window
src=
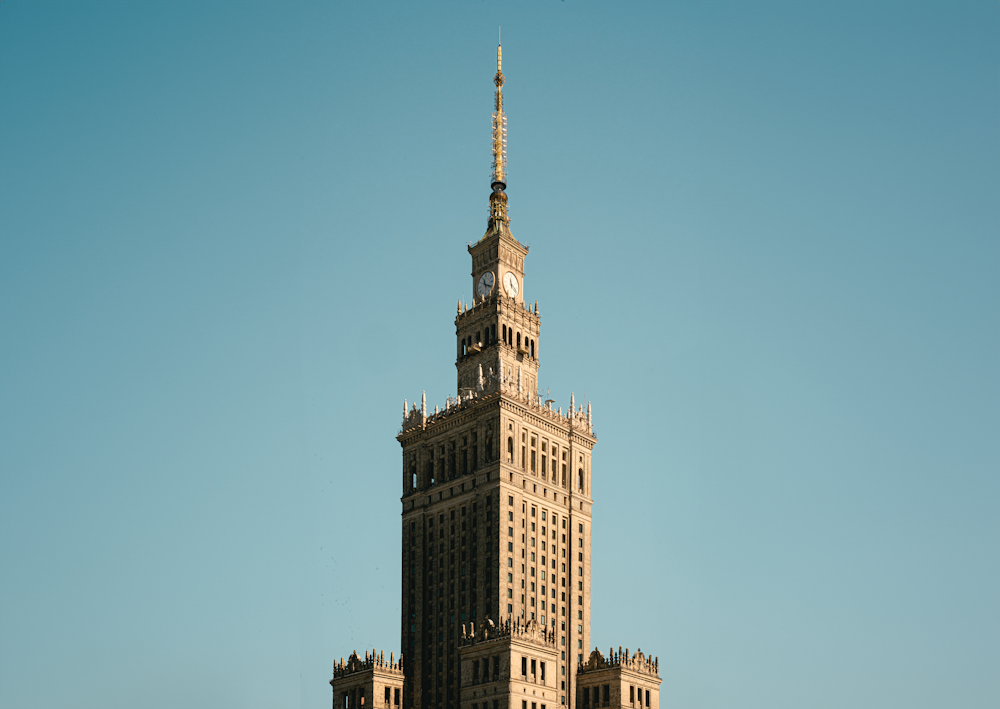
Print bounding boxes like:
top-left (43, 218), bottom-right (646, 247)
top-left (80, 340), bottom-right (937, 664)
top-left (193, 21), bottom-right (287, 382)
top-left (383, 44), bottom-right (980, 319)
top-left (476, 331), bottom-right (481, 346)
top-left (502, 324), bottom-right (507, 343)
top-left (517, 332), bottom-right (521, 349)
top-left (578, 469), bottom-right (584, 491)
top-left (530, 340), bottom-right (535, 358)
top-left (507, 437), bottom-right (514, 463)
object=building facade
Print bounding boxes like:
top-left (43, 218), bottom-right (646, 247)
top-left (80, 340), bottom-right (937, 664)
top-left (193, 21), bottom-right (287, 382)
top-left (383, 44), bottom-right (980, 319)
top-left (331, 41), bottom-right (660, 709)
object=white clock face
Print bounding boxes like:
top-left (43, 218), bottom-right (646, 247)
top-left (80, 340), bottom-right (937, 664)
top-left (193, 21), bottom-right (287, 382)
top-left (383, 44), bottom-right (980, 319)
top-left (503, 272), bottom-right (519, 297)
top-left (477, 271), bottom-right (495, 297)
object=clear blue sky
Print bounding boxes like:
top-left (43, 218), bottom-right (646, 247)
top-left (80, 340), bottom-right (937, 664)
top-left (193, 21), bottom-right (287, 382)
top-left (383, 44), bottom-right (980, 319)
top-left (1, 2), bottom-right (997, 708)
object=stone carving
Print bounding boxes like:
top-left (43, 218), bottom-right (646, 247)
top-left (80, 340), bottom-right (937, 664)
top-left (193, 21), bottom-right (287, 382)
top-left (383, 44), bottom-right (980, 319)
top-left (333, 648), bottom-right (404, 678)
top-left (577, 646), bottom-right (659, 677)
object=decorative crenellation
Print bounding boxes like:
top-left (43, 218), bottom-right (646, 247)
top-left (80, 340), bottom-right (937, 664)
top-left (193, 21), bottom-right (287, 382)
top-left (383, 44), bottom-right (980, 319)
top-left (460, 617), bottom-right (557, 649)
top-left (402, 384), bottom-right (593, 437)
top-left (456, 291), bottom-right (536, 324)
top-left (578, 648), bottom-right (659, 678)
top-left (332, 649), bottom-right (404, 679)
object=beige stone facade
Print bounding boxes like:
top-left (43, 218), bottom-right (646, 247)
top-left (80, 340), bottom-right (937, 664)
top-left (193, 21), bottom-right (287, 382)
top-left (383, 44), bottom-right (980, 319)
top-left (330, 651), bottom-right (405, 709)
top-left (330, 41), bottom-right (660, 709)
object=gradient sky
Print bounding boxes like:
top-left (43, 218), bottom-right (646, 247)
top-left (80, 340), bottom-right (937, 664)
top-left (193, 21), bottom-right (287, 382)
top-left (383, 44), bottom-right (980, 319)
top-left (1, 2), bottom-right (998, 709)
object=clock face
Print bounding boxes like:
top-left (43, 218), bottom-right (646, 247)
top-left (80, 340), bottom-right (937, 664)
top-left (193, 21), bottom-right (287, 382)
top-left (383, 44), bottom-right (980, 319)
top-left (477, 271), bottom-right (495, 297)
top-left (503, 272), bottom-right (519, 297)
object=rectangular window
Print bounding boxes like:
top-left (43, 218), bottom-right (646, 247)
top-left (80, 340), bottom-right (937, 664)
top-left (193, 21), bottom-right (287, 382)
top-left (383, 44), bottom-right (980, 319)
top-left (522, 658), bottom-right (527, 677)
top-left (540, 662), bottom-right (546, 681)
top-left (630, 687), bottom-right (635, 704)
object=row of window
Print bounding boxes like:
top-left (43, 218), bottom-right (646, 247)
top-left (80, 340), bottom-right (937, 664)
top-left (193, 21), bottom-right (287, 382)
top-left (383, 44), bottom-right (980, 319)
top-left (579, 685), bottom-right (651, 708)
top-left (505, 427), bottom-right (587, 494)
top-left (457, 323), bottom-right (537, 359)
top-left (470, 656), bottom-right (502, 685)
top-left (339, 687), bottom-right (400, 709)
top-left (502, 324), bottom-right (536, 358)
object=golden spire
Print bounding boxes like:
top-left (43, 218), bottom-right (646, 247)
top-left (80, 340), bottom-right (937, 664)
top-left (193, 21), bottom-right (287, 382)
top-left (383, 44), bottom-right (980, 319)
top-left (491, 30), bottom-right (507, 189)
top-left (487, 31), bottom-right (511, 236)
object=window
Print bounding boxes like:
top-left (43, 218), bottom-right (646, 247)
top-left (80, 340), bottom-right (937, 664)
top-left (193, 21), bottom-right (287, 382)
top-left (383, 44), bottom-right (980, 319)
top-left (522, 658), bottom-right (527, 677)
top-left (630, 687), bottom-right (635, 704)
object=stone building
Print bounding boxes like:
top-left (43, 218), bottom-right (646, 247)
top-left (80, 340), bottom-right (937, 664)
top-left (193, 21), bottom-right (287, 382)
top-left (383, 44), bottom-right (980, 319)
top-left (331, 40), bottom-right (661, 709)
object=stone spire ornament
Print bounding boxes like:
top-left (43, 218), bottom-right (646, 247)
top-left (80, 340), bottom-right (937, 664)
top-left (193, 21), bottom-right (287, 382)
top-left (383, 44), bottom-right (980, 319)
top-left (421, 391), bottom-right (426, 417)
top-left (477, 364), bottom-right (484, 392)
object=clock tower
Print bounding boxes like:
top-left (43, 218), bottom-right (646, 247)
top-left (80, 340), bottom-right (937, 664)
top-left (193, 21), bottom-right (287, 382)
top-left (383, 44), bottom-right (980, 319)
top-left (397, 40), bottom-right (597, 709)
top-left (329, 37), bottom-right (661, 709)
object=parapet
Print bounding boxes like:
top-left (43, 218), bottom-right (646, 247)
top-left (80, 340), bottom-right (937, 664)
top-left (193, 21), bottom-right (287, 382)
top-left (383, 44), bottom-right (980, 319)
top-left (332, 649), bottom-right (404, 679)
top-left (460, 616), bottom-right (556, 650)
top-left (401, 385), bottom-right (594, 438)
top-left (578, 647), bottom-right (659, 678)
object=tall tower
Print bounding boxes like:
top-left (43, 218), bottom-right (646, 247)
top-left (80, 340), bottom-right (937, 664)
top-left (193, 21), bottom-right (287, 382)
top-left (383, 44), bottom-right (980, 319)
top-left (397, 39), bottom-right (597, 709)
